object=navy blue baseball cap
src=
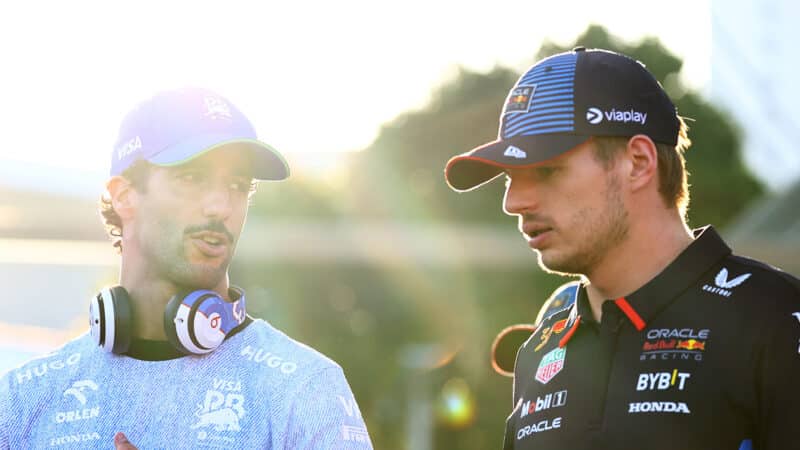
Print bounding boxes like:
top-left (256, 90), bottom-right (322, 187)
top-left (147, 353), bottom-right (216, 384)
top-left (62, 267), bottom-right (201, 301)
top-left (445, 48), bottom-right (680, 192)
top-left (110, 87), bottom-right (290, 181)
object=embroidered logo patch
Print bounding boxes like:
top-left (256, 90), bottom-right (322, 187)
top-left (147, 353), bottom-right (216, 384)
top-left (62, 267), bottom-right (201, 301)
top-left (535, 347), bottom-right (566, 384)
top-left (505, 85), bottom-right (536, 113)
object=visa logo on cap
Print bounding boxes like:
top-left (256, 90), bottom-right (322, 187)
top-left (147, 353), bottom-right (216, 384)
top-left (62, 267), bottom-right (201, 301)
top-left (504, 145), bottom-right (527, 159)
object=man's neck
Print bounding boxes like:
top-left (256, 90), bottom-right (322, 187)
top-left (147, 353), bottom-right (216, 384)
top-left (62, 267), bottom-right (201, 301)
top-left (584, 214), bottom-right (693, 323)
top-left (118, 257), bottom-right (231, 341)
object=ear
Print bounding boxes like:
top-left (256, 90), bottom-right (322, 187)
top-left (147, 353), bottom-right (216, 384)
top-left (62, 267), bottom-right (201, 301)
top-left (106, 176), bottom-right (139, 221)
top-left (625, 134), bottom-right (658, 193)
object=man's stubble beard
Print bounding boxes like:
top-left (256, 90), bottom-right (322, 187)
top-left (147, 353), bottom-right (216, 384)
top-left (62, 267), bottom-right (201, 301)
top-left (537, 173), bottom-right (629, 278)
top-left (141, 216), bottom-right (233, 290)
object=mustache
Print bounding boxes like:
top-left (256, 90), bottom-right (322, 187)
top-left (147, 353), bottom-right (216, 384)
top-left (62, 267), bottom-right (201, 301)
top-left (520, 213), bottom-right (553, 225)
top-left (184, 221), bottom-right (235, 243)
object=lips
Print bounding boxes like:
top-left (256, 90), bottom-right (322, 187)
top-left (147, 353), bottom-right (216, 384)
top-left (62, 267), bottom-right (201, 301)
top-left (522, 223), bottom-right (554, 249)
top-left (189, 231), bottom-right (229, 257)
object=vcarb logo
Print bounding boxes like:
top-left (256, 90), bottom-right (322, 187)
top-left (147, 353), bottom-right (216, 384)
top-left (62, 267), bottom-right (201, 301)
top-left (586, 107), bottom-right (603, 124)
top-left (628, 401), bottom-right (690, 414)
top-left (15, 353), bottom-right (81, 385)
top-left (240, 345), bottom-right (298, 374)
top-left (703, 268), bottom-right (751, 298)
top-left (586, 107), bottom-right (648, 125)
top-left (520, 390), bottom-right (567, 418)
top-left (517, 417), bottom-right (562, 440)
top-left (636, 369), bottom-right (691, 391)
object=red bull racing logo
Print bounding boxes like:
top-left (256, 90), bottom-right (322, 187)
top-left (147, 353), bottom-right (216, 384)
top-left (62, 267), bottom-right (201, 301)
top-left (505, 86), bottom-right (536, 113)
top-left (640, 328), bottom-right (710, 362)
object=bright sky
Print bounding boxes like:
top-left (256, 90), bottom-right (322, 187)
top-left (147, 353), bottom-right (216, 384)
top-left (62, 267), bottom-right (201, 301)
top-left (0, 0), bottom-right (711, 195)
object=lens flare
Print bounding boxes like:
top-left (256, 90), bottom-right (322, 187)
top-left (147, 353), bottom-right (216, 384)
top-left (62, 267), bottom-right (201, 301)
top-left (436, 377), bottom-right (476, 428)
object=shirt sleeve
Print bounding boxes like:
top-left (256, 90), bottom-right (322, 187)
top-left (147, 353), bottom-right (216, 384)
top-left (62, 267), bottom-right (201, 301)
top-left (756, 284), bottom-right (800, 449)
top-left (0, 373), bottom-right (10, 450)
top-left (283, 366), bottom-right (373, 450)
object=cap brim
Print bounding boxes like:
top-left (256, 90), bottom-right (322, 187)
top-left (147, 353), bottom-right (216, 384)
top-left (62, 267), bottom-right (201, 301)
top-left (148, 133), bottom-right (290, 181)
top-left (444, 134), bottom-right (589, 192)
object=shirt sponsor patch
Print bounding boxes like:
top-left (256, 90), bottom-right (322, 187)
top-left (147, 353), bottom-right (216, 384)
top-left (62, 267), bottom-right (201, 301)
top-left (641, 329), bottom-right (710, 362)
top-left (702, 268), bottom-right (751, 298)
top-left (636, 369), bottom-right (691, 391)
top-left (536, 347), bottom-right (566, 384)
top-left (628, 401), bottom-right (691, 414)
top-left (520, 390), bottom-right (567, 419)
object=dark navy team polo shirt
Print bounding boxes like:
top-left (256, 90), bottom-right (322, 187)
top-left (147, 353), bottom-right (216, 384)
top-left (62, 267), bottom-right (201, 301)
top-left (504, 227), bottom-right (800, 450)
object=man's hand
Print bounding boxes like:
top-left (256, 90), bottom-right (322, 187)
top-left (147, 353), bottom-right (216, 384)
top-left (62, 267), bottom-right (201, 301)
top-left (114, 432), bottom-right (138, 450)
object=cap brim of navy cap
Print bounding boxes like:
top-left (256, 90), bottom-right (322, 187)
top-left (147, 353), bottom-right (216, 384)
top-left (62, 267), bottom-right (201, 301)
top-left (444, 134), bottom-right (590, 192)
top-left (147, 133), bottom-right (290, 181)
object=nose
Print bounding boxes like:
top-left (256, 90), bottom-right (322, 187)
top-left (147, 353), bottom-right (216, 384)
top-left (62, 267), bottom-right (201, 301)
top-left (503, 176), bottom-right (539, 216)
top-left (201, 182), bottom-right (233, 220)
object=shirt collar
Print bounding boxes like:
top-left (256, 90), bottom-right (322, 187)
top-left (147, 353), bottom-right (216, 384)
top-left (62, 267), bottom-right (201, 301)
top-left (574, 226), bottom-right (732, 331)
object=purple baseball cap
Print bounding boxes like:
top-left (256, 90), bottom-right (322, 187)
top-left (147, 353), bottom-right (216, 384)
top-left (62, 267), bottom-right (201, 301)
top-left (110, 87), bottom-right (290, 180)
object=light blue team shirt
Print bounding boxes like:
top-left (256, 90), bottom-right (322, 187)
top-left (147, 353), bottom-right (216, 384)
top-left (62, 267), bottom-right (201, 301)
top-left (0, 319), bottom-right (373, 449)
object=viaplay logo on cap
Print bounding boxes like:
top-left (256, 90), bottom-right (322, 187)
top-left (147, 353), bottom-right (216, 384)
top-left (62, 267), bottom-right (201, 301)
top-left (505, 85), bottom-right (537, 114)
top-left (586, 106), bottom-right (648, 125)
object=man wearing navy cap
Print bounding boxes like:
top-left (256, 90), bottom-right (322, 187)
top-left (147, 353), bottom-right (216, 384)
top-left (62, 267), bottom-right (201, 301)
top-left (445, 48), bottom-right (800, 449)
top-left (0, 88), bottom-right (373, 449)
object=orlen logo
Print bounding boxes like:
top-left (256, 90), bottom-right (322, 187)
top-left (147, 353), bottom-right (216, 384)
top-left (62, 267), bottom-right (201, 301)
top-left (636, 369), bottom-right (691, 391)
top-left (520, 390), bottom-right (567, 418)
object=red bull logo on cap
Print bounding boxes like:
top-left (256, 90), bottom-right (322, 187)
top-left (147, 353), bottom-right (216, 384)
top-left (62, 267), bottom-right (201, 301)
top-left (505, 86), bottom-right (536, 114)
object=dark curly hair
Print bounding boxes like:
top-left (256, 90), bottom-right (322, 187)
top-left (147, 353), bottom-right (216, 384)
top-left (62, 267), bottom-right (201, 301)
top-left (98, 160), bottom-right (152, 252)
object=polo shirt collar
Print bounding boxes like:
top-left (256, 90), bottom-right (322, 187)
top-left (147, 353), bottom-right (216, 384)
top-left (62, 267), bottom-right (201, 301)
top-left (574, 226), bottom-right (732, 331)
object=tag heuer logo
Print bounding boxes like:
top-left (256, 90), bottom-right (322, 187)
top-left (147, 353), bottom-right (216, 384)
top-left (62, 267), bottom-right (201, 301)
top-left (702, 267), bottom-right (751, 298)
top-left (503, 145), bottom-right (527, 159)
top-left (535, 347), bottom-right (566, 384)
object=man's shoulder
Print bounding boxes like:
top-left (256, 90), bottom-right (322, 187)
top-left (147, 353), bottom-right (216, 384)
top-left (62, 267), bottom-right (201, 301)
top-left (232, 319), bottom-right (342, 377)
top-left (715, 253), bottom-right (800, 303)
top-left (535, 280), bottom-right (581, 326)
top-left (1, 333), bottom-right (94, 403)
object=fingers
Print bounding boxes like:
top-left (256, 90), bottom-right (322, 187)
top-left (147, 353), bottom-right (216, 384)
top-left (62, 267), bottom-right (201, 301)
top-left (114, 432), bottom-right (139, 450)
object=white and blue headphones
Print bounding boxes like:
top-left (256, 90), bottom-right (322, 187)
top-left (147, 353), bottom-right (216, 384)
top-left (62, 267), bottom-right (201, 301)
top-left (89, 286), bottom-right (247, 355)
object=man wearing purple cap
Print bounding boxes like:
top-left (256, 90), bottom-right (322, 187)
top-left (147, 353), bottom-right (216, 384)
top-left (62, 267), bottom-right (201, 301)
top-left (0, 88), bottom-right (373, 449)
top-left (445, 48), bottom-right (800, 449)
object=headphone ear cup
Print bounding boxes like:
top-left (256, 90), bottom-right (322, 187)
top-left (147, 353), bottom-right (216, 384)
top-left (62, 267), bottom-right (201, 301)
top-left (164, 293), bottom-right (189, 354)
top-left (164, 290), bottom-right (228, 355)
top-left (90, 286), bottom-right (132, 354)
top-left (109, 286), bottom-right (132, 354)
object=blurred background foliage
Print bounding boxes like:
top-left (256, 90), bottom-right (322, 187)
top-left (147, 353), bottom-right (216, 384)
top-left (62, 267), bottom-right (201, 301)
top-left (241, 25), bottom-right (764, 450)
